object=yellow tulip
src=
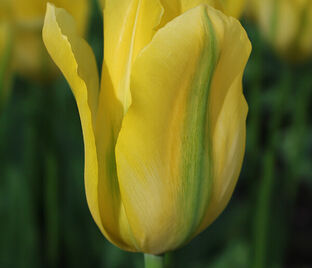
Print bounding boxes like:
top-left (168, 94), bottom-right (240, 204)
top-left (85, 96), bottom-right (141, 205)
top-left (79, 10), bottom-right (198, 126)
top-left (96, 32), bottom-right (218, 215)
top-left (43, 1), bottom-right (251, 254)
top-left (251, 0), bottom-right (312, 61)
top-left (0, 0), bottom-right (90, 81)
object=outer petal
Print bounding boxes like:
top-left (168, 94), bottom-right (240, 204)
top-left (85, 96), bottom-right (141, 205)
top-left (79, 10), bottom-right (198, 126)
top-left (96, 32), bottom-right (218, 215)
top-left (115, 5), bottom-right (219, 254)
top-left (195, 6), bottom-right (251, 234)
top-left (42, 3), bottom-right (134, 251)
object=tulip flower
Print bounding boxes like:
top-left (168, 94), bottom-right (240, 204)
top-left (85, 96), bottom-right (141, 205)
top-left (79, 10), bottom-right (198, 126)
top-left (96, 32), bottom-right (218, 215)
top-left (250, 0), bottom-right (312, 61)
top-left (0, 0), bottom-right (90, 81)
top-left (43, 0), bottom-right (251, 261)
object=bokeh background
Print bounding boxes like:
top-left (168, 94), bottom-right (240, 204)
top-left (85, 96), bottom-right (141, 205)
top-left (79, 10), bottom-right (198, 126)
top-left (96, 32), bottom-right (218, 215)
top-left (0, 0), bottom-right (311, 267)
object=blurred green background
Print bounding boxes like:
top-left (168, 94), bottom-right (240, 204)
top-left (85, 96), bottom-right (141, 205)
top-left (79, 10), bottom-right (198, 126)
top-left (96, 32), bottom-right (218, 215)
top-left (0, 1), bottom-right (311, 267)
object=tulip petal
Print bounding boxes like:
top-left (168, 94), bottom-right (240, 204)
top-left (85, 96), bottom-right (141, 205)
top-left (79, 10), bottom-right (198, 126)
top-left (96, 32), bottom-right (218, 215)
top-left (42, 2), bottom-right (98, 138)
top-left (42, 4), bottom-right (134, 251)
top-left (93, 0), bottom-right (166, 251)
top-left (195, 77), bottom-right (248, 235)
top-left (115, 5), bottom-right (220, 254)
top-left (195, 7), bottom-right (251, 235)
top-left (102, 0), bottom-right (164, 113)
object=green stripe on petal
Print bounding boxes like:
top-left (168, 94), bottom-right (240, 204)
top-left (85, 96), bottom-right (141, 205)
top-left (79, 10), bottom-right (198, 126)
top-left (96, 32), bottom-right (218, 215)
top-left (195, 7), bottom-right (251, 236)
top-left (115, 5), bottom-right (220, 254)
top-left (179, 9), bottom-right (218, 242)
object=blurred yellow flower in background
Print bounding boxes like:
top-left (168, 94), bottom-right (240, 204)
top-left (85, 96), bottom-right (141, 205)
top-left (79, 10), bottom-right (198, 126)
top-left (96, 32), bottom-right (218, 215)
top-left (0, 0), bottom-right (90, 82)
top-left (43, 1), bottom-right (251, 255)
top-left (0, 21), bottom-right (13, 110)
top-left (221, 0), bottom-right (246, 18)
top-left (244, 0), bottom-right (259, 20)
top-left (250, 0), bottom-right (312, 61)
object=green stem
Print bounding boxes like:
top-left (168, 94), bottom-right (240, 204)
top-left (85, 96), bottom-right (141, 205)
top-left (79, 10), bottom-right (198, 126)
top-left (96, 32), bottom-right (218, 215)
top-left (252, 65), bottom-right (292, 268)
top-left (144, 254), bottom-right (164, 268)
